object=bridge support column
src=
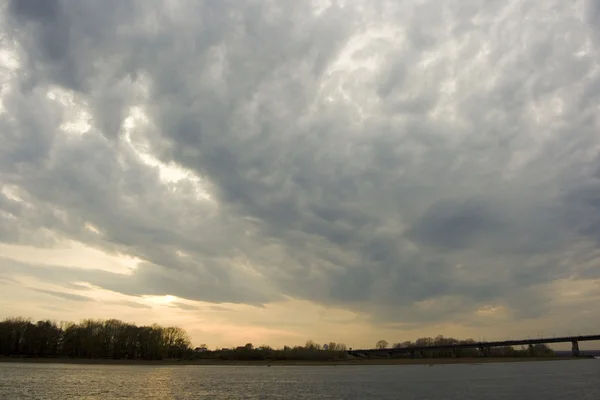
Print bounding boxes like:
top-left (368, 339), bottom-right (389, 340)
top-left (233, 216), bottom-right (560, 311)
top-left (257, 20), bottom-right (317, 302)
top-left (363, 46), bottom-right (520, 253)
top-left (478, 346), bottom-right (490, 357)
top-left (409, 350), bottom-right (415, 359)
top-left (571, 341), bottom-right (580, 357)
top-left (528, 344), bottom-right (534, 356)
top-left (419, 350), bottom-right (425, 358)
top-left (451, 348), bottom-right (457, 358)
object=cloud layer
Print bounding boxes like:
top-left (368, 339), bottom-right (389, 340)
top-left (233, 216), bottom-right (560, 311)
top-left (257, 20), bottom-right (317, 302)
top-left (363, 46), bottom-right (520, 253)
top-left (2, 0), bottom-right (600, 344)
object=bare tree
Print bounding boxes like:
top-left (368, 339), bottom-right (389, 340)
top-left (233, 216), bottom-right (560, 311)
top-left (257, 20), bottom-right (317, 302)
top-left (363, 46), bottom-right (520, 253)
top-left (305, 340), bottom-right (321, 350)
top-left (376, 340), bottom-right (388, 349)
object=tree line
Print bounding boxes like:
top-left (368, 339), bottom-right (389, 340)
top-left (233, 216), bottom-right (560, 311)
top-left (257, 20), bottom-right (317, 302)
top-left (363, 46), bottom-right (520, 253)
top-left (0, 317), bottom-right (349, 361)
top-left (1, 317), bottom-right (554, 361)
top-left (194, 341), bottom-right (349, 361)
top-left (0, 317), bottom-right (191, 360)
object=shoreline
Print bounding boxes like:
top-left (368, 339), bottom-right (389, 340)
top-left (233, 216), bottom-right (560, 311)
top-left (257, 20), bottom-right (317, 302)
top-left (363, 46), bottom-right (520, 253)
top-left (0, 356), bottom-right (589, 366)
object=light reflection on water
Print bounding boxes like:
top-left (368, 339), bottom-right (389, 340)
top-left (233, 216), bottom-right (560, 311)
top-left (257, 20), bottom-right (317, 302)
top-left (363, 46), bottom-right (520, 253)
top-left (0, 360), bottom-right (599, 399)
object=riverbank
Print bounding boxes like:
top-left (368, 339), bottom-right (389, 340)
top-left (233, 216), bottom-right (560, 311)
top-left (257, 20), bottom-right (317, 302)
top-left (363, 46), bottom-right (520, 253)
top-left (0, 356), bottom-right (589, 366)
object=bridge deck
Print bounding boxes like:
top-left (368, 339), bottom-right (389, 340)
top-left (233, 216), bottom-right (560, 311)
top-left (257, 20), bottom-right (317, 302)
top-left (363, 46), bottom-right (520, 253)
top-left (349, 334), bottom-right (600, 355)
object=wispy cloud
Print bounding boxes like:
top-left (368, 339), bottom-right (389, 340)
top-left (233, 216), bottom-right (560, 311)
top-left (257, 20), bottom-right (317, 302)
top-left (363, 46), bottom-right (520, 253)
top-left (32, 289), bottom-right (92, 303)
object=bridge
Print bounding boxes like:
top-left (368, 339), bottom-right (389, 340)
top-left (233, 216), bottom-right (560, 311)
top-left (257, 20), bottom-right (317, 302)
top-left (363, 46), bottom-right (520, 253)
top-left (348, 334), bottom-right (600, 358)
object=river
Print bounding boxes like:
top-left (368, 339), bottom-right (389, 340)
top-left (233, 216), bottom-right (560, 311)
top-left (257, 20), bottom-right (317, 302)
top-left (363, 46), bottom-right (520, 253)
top-left (0, 359), bottom-right (598, 399)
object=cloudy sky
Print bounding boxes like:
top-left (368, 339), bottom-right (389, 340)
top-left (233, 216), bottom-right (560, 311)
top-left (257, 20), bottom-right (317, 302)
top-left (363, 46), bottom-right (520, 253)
top-left (1, 0), bottom-right (600, 349)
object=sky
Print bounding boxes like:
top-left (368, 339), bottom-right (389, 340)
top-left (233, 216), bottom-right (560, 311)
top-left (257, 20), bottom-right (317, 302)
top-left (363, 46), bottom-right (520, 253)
top-left (1, 0), bottom-right (600, 350)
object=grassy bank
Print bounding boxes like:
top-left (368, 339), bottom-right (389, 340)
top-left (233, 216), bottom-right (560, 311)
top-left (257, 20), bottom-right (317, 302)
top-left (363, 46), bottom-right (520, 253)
top-left (0, 356), bottom-right (588, 366)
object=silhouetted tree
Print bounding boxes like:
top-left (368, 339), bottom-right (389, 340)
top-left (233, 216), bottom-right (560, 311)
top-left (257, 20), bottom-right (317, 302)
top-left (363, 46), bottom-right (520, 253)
top-left (0, 317), bottom-right (196, 361)
top-left (0, 317), bottom-right (555, 362)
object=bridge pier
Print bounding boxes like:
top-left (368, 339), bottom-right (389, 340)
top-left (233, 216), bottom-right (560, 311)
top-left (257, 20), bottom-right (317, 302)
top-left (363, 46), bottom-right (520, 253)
top-left (528, 344), bottom-right (534, 356)
top-left (451, 348), bottom-right (457, 358)
top-left (478, 346), bottom-right (490, 357)
top-left (571, 340), bottom-right (580, 357)
top-left (410, 349), bottom-right (415, 359)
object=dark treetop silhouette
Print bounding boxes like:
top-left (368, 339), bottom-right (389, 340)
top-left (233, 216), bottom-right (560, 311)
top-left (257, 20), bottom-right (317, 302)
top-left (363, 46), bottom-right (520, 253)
top-left (1, 317), bottom-right (560, 361)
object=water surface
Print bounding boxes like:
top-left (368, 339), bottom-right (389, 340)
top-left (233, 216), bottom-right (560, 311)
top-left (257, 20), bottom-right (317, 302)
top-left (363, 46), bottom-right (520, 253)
top-left (1, 359), bottom-right (599, 399)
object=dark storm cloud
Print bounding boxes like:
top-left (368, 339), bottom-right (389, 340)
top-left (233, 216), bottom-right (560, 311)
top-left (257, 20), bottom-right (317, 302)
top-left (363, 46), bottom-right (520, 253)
top-left (586, 0), bottom-right (600, 24)
top-left (408, 199), bottom-right (499, 250)
top-left (9, 0), bottom-right (60, 21)
top-left (8, 0), bottom-right (65, 63)
top-left (2, 0), bottom-right (600, 327)
top-left (0, 257), bottom-right (271, 305)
